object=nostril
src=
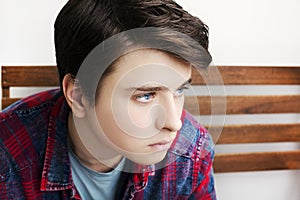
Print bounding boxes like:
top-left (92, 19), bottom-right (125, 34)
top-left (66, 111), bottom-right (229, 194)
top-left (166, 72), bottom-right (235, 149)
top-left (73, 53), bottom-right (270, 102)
top-left (163, 118), bottom-right (182, 133)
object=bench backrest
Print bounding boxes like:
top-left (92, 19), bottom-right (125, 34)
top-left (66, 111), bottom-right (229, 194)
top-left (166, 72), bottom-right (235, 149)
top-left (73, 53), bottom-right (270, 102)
top-left (188, 66), bottom-right (300, 173)
top-left (1, 65), bottom-right (300, 173)
top-left (1, 66), bottom-right (59, 109)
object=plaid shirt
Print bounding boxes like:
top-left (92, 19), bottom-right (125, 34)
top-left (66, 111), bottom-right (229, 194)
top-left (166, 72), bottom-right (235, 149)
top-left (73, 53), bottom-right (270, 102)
top-left (0, 89), bottom-right (216, 200)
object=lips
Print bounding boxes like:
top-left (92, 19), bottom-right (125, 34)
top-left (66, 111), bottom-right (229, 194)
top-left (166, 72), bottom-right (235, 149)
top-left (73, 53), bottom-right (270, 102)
top-left (148, 140), bottom-right (173, 151)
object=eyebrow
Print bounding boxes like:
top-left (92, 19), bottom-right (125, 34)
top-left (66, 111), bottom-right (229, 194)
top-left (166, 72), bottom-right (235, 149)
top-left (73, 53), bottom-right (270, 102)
top-left (132, 78), bottom-right (192, 92)
top-left (181, 78), bottom-right (192, 87)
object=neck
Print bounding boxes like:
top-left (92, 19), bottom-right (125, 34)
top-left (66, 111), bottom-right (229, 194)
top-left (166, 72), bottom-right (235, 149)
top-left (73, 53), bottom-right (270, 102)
top-left (67, 113), bottom-right (122, 172)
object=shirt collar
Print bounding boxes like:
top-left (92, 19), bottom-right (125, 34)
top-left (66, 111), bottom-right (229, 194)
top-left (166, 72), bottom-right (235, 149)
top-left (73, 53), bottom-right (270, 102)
top-left (40, 95), bottom-right (73, 191)
top-left (123, 160), bottom-right (155, 193)
top-left (124, 110), bottom-right (200, 192)
top-left (168, 110), bottom-right (199, 158)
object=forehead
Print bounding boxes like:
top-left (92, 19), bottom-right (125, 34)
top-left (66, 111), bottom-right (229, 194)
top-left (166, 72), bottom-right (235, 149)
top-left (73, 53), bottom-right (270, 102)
top-left (111, 49), bottom-right (192, 81)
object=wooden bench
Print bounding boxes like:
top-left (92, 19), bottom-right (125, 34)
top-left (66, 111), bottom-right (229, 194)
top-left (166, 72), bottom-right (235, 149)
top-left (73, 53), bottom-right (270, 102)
top-left (188, 66), bottom-right (300, 173)
top-left (1, 66), bottom-right (59, 109)
top-left (1, 65), bottom-right (300, 173)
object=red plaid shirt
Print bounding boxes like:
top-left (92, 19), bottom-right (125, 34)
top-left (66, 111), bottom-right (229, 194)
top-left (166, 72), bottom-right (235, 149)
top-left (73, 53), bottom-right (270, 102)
top-left (0, 89), bottom-right (216, 200)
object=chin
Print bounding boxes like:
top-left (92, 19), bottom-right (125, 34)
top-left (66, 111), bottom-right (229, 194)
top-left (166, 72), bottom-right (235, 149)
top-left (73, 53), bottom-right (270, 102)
top-left (128, 150), bottom-right (168, 166)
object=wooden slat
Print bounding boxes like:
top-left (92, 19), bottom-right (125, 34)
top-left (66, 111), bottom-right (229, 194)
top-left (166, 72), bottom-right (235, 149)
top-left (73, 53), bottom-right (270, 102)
top-left (213, 150), bottom-right (300, 173)
top-left (2, 66), bottom-right (59, 87)
top-left (2, 98), bottom-right (21, 109)
top-left (192, 66), bottom-right (300, 85)
top-left (2, 65), bottom-right (300, 174)
top-left (184, 95), bottom-right (300, 115)
top-left (208, 124), bottom-right (300, 144)
top-left (2, 87), bottom-right (9, 98)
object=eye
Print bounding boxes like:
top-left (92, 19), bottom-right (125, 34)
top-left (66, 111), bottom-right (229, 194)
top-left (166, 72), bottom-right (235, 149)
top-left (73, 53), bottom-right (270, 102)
top-left (134, 92), bottom-right (156, 103)
top-left (174, 86), bottom-right (188, 97)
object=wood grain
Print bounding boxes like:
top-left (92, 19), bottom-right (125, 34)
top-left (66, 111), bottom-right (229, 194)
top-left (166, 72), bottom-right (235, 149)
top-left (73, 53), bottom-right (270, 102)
top-left (2, 65), bottom-right (300, 173)
top-left (208, 124), bottom-right (300, 144)
top-left (214, 151), bottom-right (300, 173)
top-left (192, 66), bottom-right (300, 85)
top-left (1, 66), bottom-right (59, 109)
top-left (184, 95), bottom-right (300, 115)
top-left (2, 66), bottom-right (59, 87)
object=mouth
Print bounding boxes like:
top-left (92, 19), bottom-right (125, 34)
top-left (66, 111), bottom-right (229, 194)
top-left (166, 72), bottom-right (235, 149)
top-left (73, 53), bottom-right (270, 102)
top-left (148, 140), bottom-right (173, 151)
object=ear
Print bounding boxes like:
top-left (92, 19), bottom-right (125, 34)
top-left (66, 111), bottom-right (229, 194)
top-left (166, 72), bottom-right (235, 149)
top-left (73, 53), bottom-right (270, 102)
top-left (62, 74), bottom-right (88, 118)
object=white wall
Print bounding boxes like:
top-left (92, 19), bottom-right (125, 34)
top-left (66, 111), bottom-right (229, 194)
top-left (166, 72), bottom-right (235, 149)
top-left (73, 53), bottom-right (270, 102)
top-left (1, 0), bottom-right (300, 200)
top-left (176, 0), bottom-right (300, 66)
top-left (0, 0), bottom-right (67, 65)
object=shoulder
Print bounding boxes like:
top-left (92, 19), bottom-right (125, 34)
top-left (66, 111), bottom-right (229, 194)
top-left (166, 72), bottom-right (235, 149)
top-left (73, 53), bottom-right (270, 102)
top-left (168, 109), bottom-right (215, 190)
top-left (169, 109), bottom-right (214, 160)
top-left (1, 89), bottom-right (64, 126)
top-left (0, 89), bottom-right (65, 181)
top-left (1, 88), bottom-right (62, 115)
top-left (149, 110), bottom-right (215, 197)
top-left (0, 89), bottom-right (63, 139)
top-left (0, 88), bottom-right (65, 145)
top-left (145, 110), bottom-right (215, 198)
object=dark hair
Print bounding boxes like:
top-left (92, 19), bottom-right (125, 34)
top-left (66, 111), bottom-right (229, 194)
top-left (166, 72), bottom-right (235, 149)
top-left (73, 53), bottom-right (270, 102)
top-left (54, 0), bottom-right (210, 99)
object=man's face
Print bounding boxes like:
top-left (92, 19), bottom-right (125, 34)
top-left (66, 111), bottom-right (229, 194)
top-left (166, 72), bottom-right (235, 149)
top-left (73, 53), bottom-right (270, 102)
top-left (84, 49), bottom-right (191, 166)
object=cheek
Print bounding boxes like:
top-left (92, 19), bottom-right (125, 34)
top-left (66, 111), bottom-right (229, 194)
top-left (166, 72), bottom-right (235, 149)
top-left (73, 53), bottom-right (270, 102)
top-left (128, 101), bottom-right (152, 128)
top-left (95, 105), bottom-right (149, 154)
top-left (178, 96), bottom-right (185, 112)
top-left (110, 93), bottom-right (160, 139)
top-left (95, 94), bottom-right (150, 144)
top-left (95, 104), bottom-right (132, 149)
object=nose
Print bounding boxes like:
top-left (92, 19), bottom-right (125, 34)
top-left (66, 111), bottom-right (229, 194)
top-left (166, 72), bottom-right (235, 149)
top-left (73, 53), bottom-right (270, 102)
top-left (156, 92), bottom-right (183, 132)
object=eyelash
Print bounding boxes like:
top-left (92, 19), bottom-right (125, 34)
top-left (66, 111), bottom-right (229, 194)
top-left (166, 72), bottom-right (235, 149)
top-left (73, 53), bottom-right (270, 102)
top-left (134, 92), bottom-right (156, 103)
top-left (133, 86), bottom-right (189, 103)
top-left (174, 86), bottom-right (189, 97)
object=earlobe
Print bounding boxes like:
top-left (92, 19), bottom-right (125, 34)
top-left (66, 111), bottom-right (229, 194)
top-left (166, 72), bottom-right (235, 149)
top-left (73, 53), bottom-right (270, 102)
top-left (62, 74), bottom-right (87, 118)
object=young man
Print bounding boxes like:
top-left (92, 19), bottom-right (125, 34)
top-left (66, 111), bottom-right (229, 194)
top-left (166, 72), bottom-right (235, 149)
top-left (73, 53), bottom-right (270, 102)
top-left (0, 0), bottom-right (216, 199)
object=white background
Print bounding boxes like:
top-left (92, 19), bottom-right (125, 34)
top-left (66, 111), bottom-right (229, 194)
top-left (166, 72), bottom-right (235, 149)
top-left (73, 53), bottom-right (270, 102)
top-left (1, 0), bottom-right (300, 199)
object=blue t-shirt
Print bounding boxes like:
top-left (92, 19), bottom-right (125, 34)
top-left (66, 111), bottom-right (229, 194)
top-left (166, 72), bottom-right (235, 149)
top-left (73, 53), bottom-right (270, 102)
top-left (69, 147), bottom-right (125, 200)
